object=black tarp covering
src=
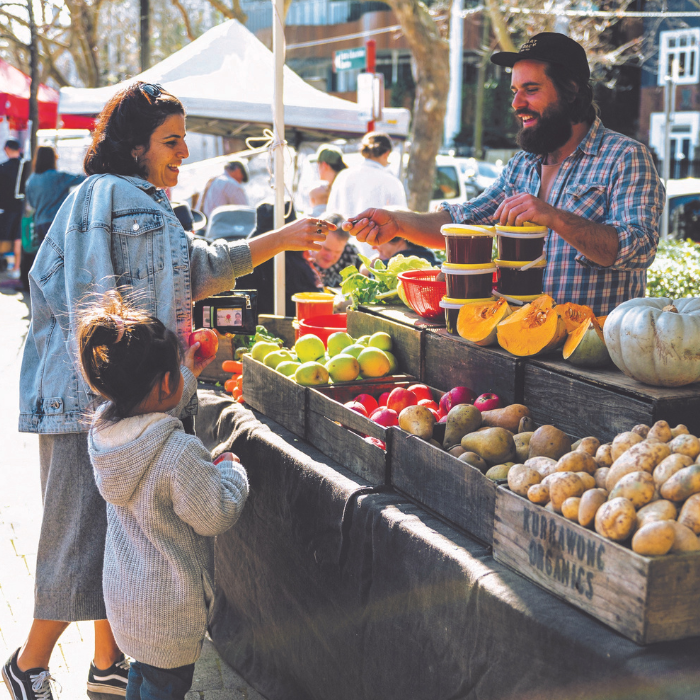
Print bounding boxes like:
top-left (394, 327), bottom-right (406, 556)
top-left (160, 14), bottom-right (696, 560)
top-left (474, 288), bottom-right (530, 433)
top-left (197, 390), bottom-right (700, 700)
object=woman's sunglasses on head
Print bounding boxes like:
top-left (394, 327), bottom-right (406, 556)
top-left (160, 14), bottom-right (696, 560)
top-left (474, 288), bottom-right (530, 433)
top-left (140, 83), bottom-right (164, 102)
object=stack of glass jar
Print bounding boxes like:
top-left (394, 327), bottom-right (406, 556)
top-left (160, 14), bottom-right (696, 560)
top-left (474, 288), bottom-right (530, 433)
top-left (494, 224), bottom-right (548, 303)
top-left (439, 224), bottom-right (496, 334)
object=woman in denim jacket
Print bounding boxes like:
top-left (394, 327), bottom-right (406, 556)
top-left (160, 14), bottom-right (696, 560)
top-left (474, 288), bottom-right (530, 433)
top-left (6, 83), bottom-right (332, 700)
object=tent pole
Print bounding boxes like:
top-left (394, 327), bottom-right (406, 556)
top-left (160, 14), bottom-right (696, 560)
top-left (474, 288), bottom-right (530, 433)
top-left (272, 0), bottom-right (286, 316)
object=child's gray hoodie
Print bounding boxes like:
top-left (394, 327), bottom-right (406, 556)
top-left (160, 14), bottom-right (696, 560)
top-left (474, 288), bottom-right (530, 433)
top-left (88, 368), bottom-right (248, 669)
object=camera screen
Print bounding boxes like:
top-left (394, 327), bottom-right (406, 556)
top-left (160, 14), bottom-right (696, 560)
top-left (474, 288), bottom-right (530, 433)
top-left (217, 307), bottom-right (243, 327)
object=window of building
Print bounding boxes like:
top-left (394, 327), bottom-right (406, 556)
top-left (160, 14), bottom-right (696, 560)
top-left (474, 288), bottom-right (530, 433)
top-left (658, 29), bottom-right (700, 86)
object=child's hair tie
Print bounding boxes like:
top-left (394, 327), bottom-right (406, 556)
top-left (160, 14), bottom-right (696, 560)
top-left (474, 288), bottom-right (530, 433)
top-left (112, 316), bottom-right (126, 343)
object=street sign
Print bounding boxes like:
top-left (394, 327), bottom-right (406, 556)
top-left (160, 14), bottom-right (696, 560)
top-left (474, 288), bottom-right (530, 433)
top-left (334, 47), bottom-right (366, 72)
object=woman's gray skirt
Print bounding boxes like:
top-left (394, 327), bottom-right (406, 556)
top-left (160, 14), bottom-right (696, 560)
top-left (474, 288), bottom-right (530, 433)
top-left (35, 432), bottom-right (107, 621)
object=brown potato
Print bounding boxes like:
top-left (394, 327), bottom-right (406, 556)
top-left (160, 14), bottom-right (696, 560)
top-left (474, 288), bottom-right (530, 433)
top-left (594, 467), bottom-right (610, 490)
top-left (528, 425), bottom-right (572, 461)
top-left (671, 424), bottom-right (690, 438)
top-left (611, 431), bottom-right (643, 461)
top-left (636, 500), bottom-right (677, 530)
top-left (653, 454), bottom-right (694, 486)
top-left (524, 456), bottom-right (558, 478)
top-left (631, 424), bottom-right (650, 438)
top-left (648, 420), bottom-right (673, 443)
top-left (659, 464), bottom-right (700, 502)
top-left (561, 497), bottom-right (581, 521)
top-left (609, 471), bottom-right (656, 509)
top-left (555, 450), bottom-right (597, 475)
top-left (576, 437), bottom-right (601, 457)
top-left (577, 473), bottom-right (596, 491)
top-left (606, 441), bottom-right (672, 491)
top-left (669, 521), bottom-right (700, 552)
top-left (527, 482), bottom-right (550, 505)
top-left (631, 521), bottom-right (675, 556)
top-left (448, 445), bottom-right (466, 458)
top-left (549, 472), bottom-right (585, 512)
top-left (507, 464), bottom-right (542, 497)
top-left (595, 497), bottom-right (637, 541)
top-left (595, 444), bottom-right (614, 469)
top-left (578, 488), bottom-right (608, 528)
top-left (669, 434), bottom-right (700, 460)
top-left (678, 493), bottom-right (700, 534)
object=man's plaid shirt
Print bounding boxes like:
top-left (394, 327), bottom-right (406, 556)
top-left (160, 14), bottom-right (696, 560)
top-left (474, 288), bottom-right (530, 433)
top-left (442, 119), bottom-right (665, 315)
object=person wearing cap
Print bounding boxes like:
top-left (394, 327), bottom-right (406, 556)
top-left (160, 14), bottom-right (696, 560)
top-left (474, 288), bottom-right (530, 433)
top-left (0, 138), bottom-right (25, 278)
top-left (308, 145), bottom-right (347, 216)
top-left (344, 33), bottom-right (664, 315)
top-left (200, 158), bottom-right (250, 219)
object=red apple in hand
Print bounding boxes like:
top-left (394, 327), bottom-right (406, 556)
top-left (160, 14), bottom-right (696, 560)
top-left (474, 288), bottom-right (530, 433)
top-left (407, 384), bottom-right (433, 403)
top-left (344, 401), bottom-right (369, 417)
top-left (474, 393), bottom-right (500, 412)
top-left (354, 393), bottom-right (379, 415)
top-left (189, 328), bottom-right (219, 360)
top-left (371, 407), bottom-right (399, 427)
top-left (438, 386), bottom-right (473, 415)
top-left (386, 387), bottom-right (417, 413)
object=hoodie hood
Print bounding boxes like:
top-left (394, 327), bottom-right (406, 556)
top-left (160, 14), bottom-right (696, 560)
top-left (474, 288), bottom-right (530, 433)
top-left (89, 411), bottom-right (181, 506)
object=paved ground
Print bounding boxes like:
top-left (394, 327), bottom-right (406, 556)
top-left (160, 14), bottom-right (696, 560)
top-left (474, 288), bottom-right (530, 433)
top-left (0, 267), bottom-right (266, 700)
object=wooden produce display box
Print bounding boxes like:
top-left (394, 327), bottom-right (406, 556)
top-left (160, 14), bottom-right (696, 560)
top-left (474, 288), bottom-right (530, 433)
top-left (523, 358), bottom-right (700, 442)
top-left (493, 487), bottom-right (700, 645)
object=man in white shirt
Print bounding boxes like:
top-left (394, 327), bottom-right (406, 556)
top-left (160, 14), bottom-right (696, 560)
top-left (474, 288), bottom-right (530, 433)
top-left (200, 159), bottom-right (250, 219)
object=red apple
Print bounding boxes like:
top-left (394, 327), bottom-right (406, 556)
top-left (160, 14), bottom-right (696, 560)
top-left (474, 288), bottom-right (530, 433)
top-left (188, 328), bottom-right (219, 360)
top-left (417, 399), bottom-right (439, 412)
top-left (439, 386), bottom-right (474, 414)
top-left (428, 408), bottom-right (441, 421)
top-left (354, 393), bottom-right (379, 415)
top-left (386, 387), bottom-right (417, 414)
top-left (407, 384), bottom-right (433, 403)
top-left (344, 400), bottom-right (368, 417)
top-left (474, 392), bottom-right (501, 412)
top-left (378, 391), bottom-right (390, 407)
top-left (438, 414), bottom-right (448, 424)
top-left (363, 436), bottom-right (386, 450)
top-left (371, 407), bottom-right (399, 427)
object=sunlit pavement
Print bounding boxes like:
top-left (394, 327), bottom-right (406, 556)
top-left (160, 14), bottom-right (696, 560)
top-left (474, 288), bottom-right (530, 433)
top-left (0, 270), bottom-right (265, 699)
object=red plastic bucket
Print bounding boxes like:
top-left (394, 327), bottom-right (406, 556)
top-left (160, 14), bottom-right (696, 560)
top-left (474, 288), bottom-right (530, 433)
top-left (295, 313), bottom-right (347, 346)
top-left (291, 292), bottom-right (335, 322)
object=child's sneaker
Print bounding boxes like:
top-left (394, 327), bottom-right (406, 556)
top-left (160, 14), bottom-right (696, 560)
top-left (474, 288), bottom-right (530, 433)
top-left (2, 648), bottom-right (58, 700)
top-left (86, 655), bottom-right (130, 696)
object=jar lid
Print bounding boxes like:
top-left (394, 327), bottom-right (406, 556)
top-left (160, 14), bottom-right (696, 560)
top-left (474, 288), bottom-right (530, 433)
top-left (495, 258), bottom-right (547, 269)
top-left (442, 262), bottom-right (496, 275)
top-left (291, 292), bottom-right (336, 302)
top-left (495, 223), bottom-right (548, 235)
top-left (496, 230), bottom-right (548, 239)
top-left (440, 296), bottom-right (495, 309)
top-left (441, 224), bottom-right (496, 237)
top-left (493, 292), bottom-right (543, 303)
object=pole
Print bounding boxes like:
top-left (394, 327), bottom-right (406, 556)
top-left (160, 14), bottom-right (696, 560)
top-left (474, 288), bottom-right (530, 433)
top-left (661, 58), bottom-right (678, 240)
top-left (444, 0), bottom-right (463, 149)
top-left (27, 0), bottom-right (39, 159)
top-left (473, 11), bottom-right (490, 160)
top-left (272, 0), bottom-right (286, 315)
top-left (140, 0), bottom-right (151, 71)
top-left (366, 39), bottom-right (376, 133)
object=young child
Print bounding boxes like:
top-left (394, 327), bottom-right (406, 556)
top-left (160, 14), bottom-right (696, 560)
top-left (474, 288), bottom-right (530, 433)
top-left (78, 293), bottom-right (249, 700)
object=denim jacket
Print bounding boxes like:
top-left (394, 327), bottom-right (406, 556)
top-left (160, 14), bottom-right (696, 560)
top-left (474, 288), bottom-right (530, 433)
top-left (19, 174), bottom-right (253, 434)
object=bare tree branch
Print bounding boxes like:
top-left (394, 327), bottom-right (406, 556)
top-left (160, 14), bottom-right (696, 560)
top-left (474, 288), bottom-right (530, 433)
top-left (170, 0), bottom-right (196, 41)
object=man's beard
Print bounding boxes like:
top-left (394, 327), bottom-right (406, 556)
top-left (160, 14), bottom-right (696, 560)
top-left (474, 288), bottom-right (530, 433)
top-left (516, 98), bottom-right (573, 156)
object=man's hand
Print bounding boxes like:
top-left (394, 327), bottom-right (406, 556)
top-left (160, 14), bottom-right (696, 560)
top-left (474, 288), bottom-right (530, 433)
top-left (495, 193), bottom-right (559, 228)
top-left (341, 208), bottom-right (400, 246)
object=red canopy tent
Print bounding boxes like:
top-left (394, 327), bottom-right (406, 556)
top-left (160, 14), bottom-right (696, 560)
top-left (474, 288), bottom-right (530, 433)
top-left (0, 58), bottom-right (59, 130)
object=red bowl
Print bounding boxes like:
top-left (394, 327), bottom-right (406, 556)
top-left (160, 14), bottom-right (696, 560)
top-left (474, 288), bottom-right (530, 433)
top-left (398, 269), bottom-right (446, 320)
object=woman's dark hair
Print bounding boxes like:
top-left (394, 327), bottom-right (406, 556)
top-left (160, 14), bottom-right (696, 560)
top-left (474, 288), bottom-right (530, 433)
top-left (77, 291), bottom-right (181, 423)
top-left (33, 145), bottom-right (57, 174)
top-left (544, 63), bottom-right (599, 125)
top-left (360, 131), bottom-right (393, 159)
top-left (84, 82), bottom-right (184, 177)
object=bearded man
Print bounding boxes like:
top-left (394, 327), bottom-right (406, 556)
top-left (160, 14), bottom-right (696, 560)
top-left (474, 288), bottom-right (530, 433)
top-left (343, 33), bottom-right (665, 315)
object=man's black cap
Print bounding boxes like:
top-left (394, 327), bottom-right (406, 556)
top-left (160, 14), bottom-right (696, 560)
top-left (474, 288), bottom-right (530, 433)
top-left (490, 32), bottom-right (590, 82)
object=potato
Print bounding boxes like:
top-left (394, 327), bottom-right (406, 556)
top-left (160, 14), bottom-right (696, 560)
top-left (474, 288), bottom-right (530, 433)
top-left (669, 434), bottom-right (700, 460)
top-left (514, 432), bottom-right (533, 463)
top-left (609, 471), bottom-right (656, 509)
top-left (577, 473), bottom-right (596, 491)
top-left (549, 472), bottom-right (585, 512)
top-left (527, 483), bottom-right (550, 505)
top-left (561, 497), bottom-right (581, 521)
top-left (606, 441), bottom-right (672, 491)
top-left (611, 431), bottom-right (643, 461)
top-left (669, 521), bottom-right (700, 552)
top-left (528, 425), bottom-right (572, 461)
top-left (578, 488), bottom-right (608, 528)
top-left (594, 467), bottom-right (610, 490)
top-left (595, 497), bottom-right (637, 541)
top-left (659, 464), bottom-right (700, 502)
top-left (448, 445), bottom-right (466, 458)
top-left (507, 464), bottom-right (542, 497)
top-left (631, 521), bottom-right (675, 556)
top-left (594, 444), bottom-right (613, 468)
top-left (555, 451), bottom-right (597, 475)
top-left (576, 437), bottom-right (601, 457)
top-left (671, 424), bottom-right (690, 438)
top-left (631, 424), bottom-right (650, 438)
top-left (647, 420), bottom-right (673, 443)
top-left (636, 500), bottom-right (677, 529)
top-left (524, 456), bottom-right (558, 478)
top-left (653, 454), bottom-right (694, 486)
top-left (678, 493), bottom-right (700, 534)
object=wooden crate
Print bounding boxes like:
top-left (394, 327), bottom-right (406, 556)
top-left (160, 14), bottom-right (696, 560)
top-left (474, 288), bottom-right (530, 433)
top-left (347, 308), bottom-right (423, 379)
top-left (493, 487), bottom-right (700, 644)
top-left (307, 379), bottom-right (415, 485)
top-left (390, 419), bottom-right (498, 546)
top-left (523, 359), bottom-right (700, 442)
top-left (356, 303), bottom-right (445, 330)
top-left (423, 329), bottom-right (525, 405)
top-left (258, 314), bottom-right (296, 348)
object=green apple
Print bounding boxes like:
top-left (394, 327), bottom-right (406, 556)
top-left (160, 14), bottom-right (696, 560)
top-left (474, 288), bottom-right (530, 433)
top-left (263, 349), bottom-right (294, 369)
top-left (343, 343), bottom-right (366, 359)
top-left (383, 350), bottom-right (398, 374)
top-left (276, 361), bottom-right (300, 377)
top-left (327, 331), bottom-right (355, 357)
top-left (368, 331), bottom-right (392, 352)
top-left (357, 335), bottom-right (371, 346)
top-left (326, 354), bottom-right (360, 383)
top-left (251, 341), bottom-right (280, 362)
top-left (294, 361), bottom-right (330, 386)
top-left (357, 348), bottom-right (391, 378)
top-left (295, 334), bottom-right (326, 363)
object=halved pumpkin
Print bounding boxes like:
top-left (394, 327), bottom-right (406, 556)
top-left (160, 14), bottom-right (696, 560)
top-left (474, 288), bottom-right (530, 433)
top-left (456, 298), bottom-right (512, 346)
top-left (563, 316), bottom-right (611, 367)
top-left (558, 302), bottom-right (596, 333)
top-left (497, 295), bottom-right (567, 357)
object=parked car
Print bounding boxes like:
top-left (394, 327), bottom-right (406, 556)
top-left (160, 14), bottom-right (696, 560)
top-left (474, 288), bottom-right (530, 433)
top-left (456, 158), bottom-right (504, 196)
top-left (666, 178), bottom-right (700, 241)
top-left (429, 155), bottom-right (477, 211)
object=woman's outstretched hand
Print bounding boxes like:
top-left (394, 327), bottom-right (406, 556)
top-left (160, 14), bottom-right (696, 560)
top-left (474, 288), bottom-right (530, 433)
top-left (249, 217), bottom-right (337, 267)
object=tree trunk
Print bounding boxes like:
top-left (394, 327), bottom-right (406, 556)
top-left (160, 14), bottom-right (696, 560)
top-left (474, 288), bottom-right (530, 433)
top-left (27, 0), bottom-right (39, 159)
top-left (140, 0), bottom-right (151, 71)
top-left (385, 0), bottom-right (449, 212)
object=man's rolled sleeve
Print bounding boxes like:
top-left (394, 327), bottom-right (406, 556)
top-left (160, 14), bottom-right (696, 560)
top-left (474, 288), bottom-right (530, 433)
top-left (439, 170), bottom-right (509, 224)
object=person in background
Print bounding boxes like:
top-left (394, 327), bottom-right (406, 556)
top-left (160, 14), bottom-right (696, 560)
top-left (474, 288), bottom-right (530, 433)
top-left (24, 145), bottom-right (86, 290)
top-left (309, 212), bottom-right (360, 288)
top-left (200, 159), bottom-right (249, 218)
top-left (0, 139), bottom-right (25, 278)
top-left (307, 145), bottom-right (347, 216)
top-left (372, 236), bottom-right (437, 267)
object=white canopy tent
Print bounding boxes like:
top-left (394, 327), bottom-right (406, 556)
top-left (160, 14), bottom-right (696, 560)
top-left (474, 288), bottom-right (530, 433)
top-left (59, 19), bottom-right (410, 142)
